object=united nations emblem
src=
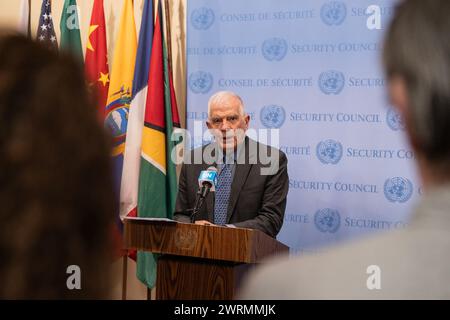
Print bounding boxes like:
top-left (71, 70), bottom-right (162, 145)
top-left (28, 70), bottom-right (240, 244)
top-left (318, 70), bottom-right (345, 95)
top-left (260, 105), bottom-right (286, 128)
top-left (174, 228), bottom-right (197, 250)
top-left (191, 7), bottom-right (215, 30)
top-left (261, 38), bottom-right (288, 62)
top-left (188, 71), bottom-right (213, 94)
top-left (314, 208), bottom-right (341, 233)
top-left (384, 177), bottom-right (413, 203)
top-left (104, 86), bottom-right (132, 146)
top-left (386, 108), bottom-right (405, 131)
top-left (320, 1), bottom-right (347, 26)
top-left (316, 139), bottom-right (343, 164)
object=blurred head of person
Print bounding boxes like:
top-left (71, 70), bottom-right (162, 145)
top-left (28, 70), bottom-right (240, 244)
top-left (384, 0), bottom-right (450, 189)
top-left (0, 33), bottom-right (115, 299)
top-left (206, 91), bottom-right (250, 152)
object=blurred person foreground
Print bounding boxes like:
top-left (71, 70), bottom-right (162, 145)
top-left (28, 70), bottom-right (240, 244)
top-left (0, 33), bottom-right (115, 299)
top-left (240, 0), bottom-right (450, 299)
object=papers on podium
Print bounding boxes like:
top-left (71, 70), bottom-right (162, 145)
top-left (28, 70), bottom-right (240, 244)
top-left (123, 216), bottom-right (177, 223)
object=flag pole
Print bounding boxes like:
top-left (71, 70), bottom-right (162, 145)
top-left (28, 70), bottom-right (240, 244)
top-left (163, 0), bottom-right (174, 75)
top-left (122, 255), bottom-right (128, 300)
top-left (147, 287), bottom-right (152, 300)
top-left (27, 0), bottom-right (31, 38)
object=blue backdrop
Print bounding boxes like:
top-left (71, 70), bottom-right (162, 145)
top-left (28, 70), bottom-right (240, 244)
top-left (186, 0), bottom-right (419, 254)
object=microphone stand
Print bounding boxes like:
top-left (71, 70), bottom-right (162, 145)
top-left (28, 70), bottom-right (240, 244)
top-left (189, 165), bottom-right (218, 223)
top-left (190, 185), bottom-right (208, 223)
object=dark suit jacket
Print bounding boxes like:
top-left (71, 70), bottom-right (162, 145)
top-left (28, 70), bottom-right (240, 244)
top-left (174, 136), bottom-right (289, 238)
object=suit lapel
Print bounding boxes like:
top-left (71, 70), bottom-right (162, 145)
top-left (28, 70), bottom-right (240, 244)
top-left (226, 163), bottom-right (251, 223)
top-left (226, 137), bottom-right (255, 223)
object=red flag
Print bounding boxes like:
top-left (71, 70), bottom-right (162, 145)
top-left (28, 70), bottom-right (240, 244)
top-left (85, 0), bottom-right (109, 118)
top-left (143, 5), bottom-right (180, 129)
top-left (168, 61), bottom-right (181, 128)
top-left (85, 0), bottom-right (124, 260)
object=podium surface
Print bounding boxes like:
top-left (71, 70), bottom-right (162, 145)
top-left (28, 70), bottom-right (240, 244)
top-left (123, 217), bottom-right (288, 299)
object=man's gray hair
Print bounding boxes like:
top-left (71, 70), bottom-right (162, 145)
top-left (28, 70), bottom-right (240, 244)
top-left (207, 91), bottom-right (245, 118)
top-left (383, 0), bottom-right (450, 166)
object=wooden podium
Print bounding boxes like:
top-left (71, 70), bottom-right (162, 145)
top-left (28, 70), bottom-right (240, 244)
top-left (123, 217), bottom-right (289, 300)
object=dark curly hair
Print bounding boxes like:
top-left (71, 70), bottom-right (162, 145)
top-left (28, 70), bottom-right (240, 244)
top-left (0, 33), bottom-right (115, 299)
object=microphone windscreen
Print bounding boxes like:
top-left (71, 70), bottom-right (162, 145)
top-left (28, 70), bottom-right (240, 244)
top-left (198, 168), bottom-right (218, 191)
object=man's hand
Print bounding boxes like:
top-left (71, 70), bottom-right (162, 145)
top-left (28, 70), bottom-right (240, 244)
top-left (195, 220), bottom-right (215, 226)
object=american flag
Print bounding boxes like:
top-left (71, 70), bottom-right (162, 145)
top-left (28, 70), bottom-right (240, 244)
top-left (37, 0), bottom-right (57, 49)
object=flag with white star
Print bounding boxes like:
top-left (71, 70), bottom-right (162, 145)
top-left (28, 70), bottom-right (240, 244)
top-left (37, 0), bottom-right (57, 49)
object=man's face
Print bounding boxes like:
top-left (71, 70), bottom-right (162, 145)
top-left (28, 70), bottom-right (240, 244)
top-left (206, 97), bottom-right (250, 151)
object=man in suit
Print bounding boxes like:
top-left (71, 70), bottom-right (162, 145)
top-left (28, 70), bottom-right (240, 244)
top-left (174, 91), bottom-right (289, 238)
top-left (239, 0), bottom-right (450, 299)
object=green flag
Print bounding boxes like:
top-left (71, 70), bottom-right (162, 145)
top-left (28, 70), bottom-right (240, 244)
top-left (136, 1), bottom-right (181, 289)
top-left (60, 0), bottom-right (83, 61)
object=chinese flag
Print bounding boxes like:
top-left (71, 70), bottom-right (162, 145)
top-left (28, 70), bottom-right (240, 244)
top-left (85, 0), bottom-right (109, 118)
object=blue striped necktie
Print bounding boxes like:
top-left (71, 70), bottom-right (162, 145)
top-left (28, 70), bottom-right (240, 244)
top-left (214, 163), bottom-right (232, 225)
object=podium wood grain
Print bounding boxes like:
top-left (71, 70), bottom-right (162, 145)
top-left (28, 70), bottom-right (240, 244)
top-left (124, 219), bottom-right (288, 299)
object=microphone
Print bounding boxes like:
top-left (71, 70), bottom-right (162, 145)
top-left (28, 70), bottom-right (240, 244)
top-left (198, 166), bottom-right (218, 196)
top-left (190, 166), bottom-right (218, 222)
